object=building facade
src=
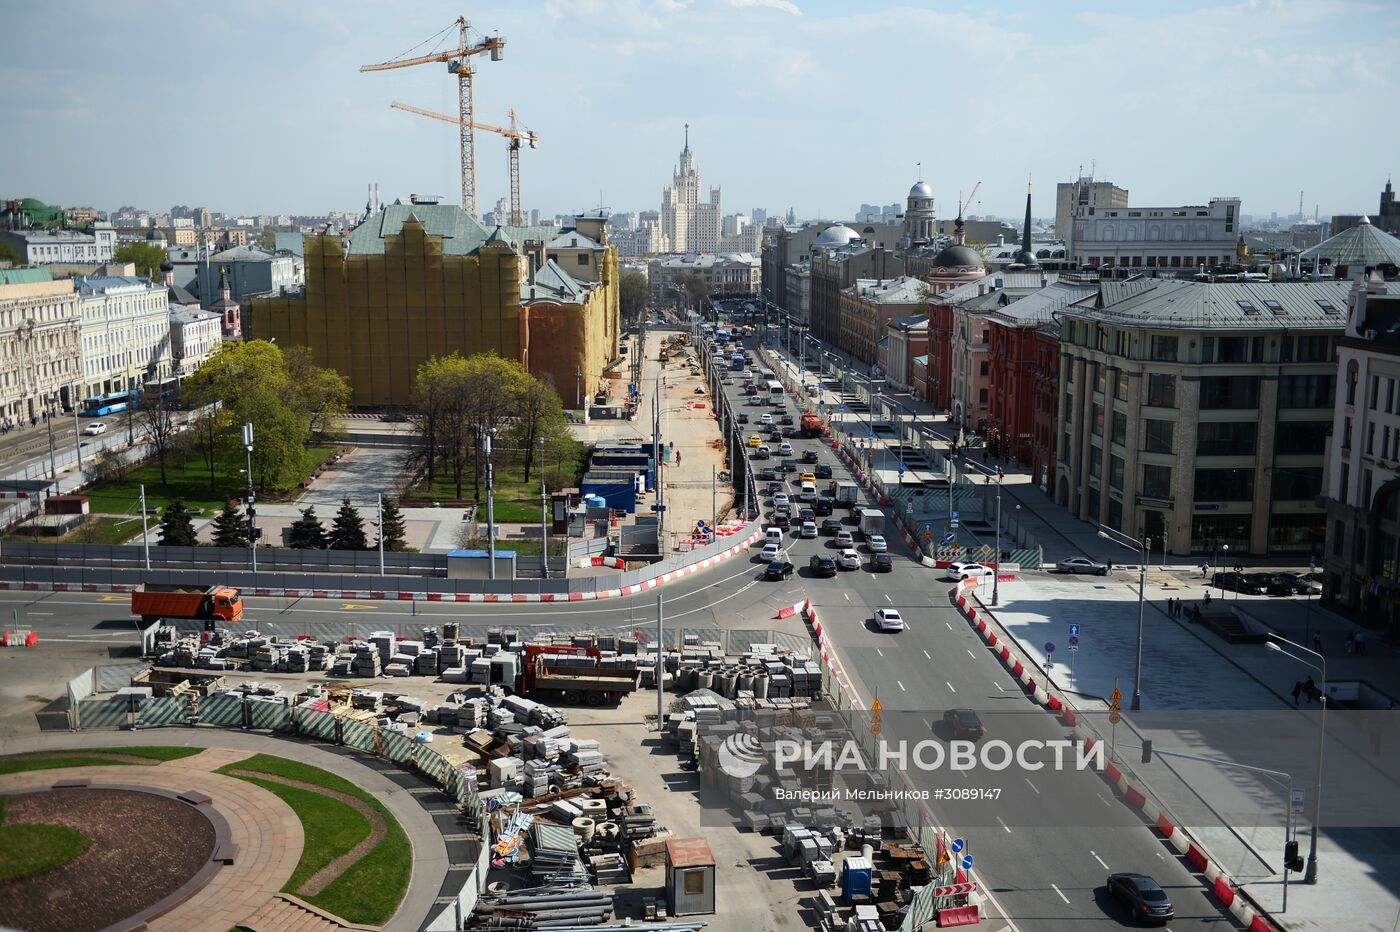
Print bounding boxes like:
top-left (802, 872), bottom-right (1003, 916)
top-left (1068, 196), bottom-right (1242, 270)
top-left (0, 274), bottom-right (82, 423)
top-left (838, 276), bottom-right (925, 367)
top-left (648, 254), bottom-right (761, 303)
top-left (810, 232), bottom-right (902, 346)
top-left (1055, 176), bottom-right (1129, 258)
top-left (1056, 279), bottom-right (1350, 557)
top-left (883, 315), bottom-right (928, 393)
top-left (1321, 274), bottom-right (1400, 628)
top-left (76, 275), bottom-right (172, 399)
top-left (169, 306), bottom-right (224, 376)
top-left (659, 129), bottom-right (721, 254)
top-left (0, 223), bottom-right (116, 266)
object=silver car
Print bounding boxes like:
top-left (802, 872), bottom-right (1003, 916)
top-left (1057, 557), bottom-right (1109, 576)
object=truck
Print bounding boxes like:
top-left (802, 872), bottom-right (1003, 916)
top-left (857, 507), bottom-right (886, 537)
top-left (800, 411), bottom-right (825, 438)
top-left (131, 584), bottom-right (244, 627)
top-left (830, 480), bottom-right (859, 507)
top-left (520, 644), bottom-right (639, 705)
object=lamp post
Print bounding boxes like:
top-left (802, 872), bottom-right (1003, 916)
top-left (484, 427), bottom-right (497, 579)
top-left (988, 471), bottom-right (1003, 605)
top-left (539, 437), bottom-right (549, 579)
top-left (1098, 526), bottom-right (1147, 711)
top-left (1265, 636), bottom-right (1327, 884)
top-left (242, 423), bottom-right (257, 575)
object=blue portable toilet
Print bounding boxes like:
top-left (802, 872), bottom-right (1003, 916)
top-left (840, 856), bottom-right (872, 903)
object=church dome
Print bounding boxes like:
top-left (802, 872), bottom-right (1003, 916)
top-left (814, 224), bottom-right (860, 248)
top-left (909, 181), bottom-right (933, 199)
top-left (932, 244), bottom-right (982, 269)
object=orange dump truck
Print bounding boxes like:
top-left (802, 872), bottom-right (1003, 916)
top-left (131, 584), bottom-right (243, 625)
top-left (800, 411), bottom-right (825, 438)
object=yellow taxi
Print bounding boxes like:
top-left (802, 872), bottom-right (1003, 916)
top-left (799, 471), bottom-right (816, 484)
top-left (747, 434), bottom-right (762, 447)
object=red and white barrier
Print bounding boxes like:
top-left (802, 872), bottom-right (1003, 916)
top-left (949, 578), bottom-right (1278, 931)
top-left (775, 597), bottom-right (810, 620)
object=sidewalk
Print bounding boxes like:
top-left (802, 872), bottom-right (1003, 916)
top-left (983, 571), bottom-right (1400, 931)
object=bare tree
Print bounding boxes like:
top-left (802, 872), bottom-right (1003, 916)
top-left (136, 394), bottom-right (179, 484)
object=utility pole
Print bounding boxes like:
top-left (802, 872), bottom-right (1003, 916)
top-left (139, 484), bottom-right (151, 571)
top-left (991, 472), bottom-right (1003, 605)
top-left (70, 384), bottom-right (83, 477)
top-left (711, 464), bottom-right (717, 543)
top-left (377, 493), bottom-right (385, 576)
top-left (242, 423), bottom-right (257, 574)
top-left (539, 436), bottom-right (549, 579)
top-left (485, 428), bottom-right (497, 579)
top-left (45, 400), bottom-right (57, 482)
top-left (656, 591), bottom-right (665, 729)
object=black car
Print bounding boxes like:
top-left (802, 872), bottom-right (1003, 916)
top-left (809, 554), bottom-right (837, 578)
top-left (1271, 572), bottom-right (1322, 595)
top-left (757, 467), bottom-right (777, 481)
top-left (782, 426), bottom-right (800, 439)
top-left (802, 449), bottom-right (820, 464)
top-left (1212, 571), bottom-right (1268, 595)
top-left (770, 512), bottom-right (791, 529)
top-left (780, 414), bottom-right (795, 426)
top-left (872, 553), bottom-right (893, 573)
top-left (815, 464), bottom-right (833, 479)
top-left (1107, 873), bottom-right (1175, 925)
top-left (814, 497), bottom-right (834, 516)
top-left (820, 518), bottom-right (844, 536)
top-left (764, 560), bottom-right (796, 581)
top-left (766, 480), bottom-right (784, 496)
top-left (737, 413), bottom-right (749, 424)
top-left (942, 708), bottom-right (985, 740)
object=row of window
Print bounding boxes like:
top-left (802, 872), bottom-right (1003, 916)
top-left (1090, 462), bottom-right (1323, 503)
top-left (1064, 326), bottom-right (1333, 366)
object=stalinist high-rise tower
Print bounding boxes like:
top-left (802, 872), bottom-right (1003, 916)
top-left (659, 124), bottom-right (721, 254)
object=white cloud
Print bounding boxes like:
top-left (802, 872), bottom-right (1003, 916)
top-left (729, 0), bottom-right (802, 15)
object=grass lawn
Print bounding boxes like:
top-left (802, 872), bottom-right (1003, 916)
top-left (2, 516), bottom-right (137, 546)
top-left (411, 469), bottom-right (573, 522)
top-left (0, 818), bottom-right (89, 881)
top-left (219, 754), bottom-right (410, 925)
top-left (0, 746), bottom-right (202, 775)
top-left (456, 537), bottom-right (566, 556)
top-left (84, 445), bottom-right (341, 516)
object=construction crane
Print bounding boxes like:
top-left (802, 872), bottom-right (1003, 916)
top-left (361, 17), bottom-right (505, 217)
top-left (958, 181), bottom-right (982, 219)
top-left (390, 102), bottom-right (538, 226)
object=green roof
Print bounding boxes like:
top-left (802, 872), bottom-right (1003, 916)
top-left (1301, 218), bottom-right (1400, 267)
top-left (0, 268), bottom-right (54, 285)
top-left (343, 203), bottom-right (497, 256)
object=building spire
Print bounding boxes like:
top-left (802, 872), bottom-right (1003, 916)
top-left (1010, 175), bottom-right (1039, 269)
top-left (683, 122), bottom-right (689, 153)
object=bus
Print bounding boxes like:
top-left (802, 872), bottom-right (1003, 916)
top-left (765, 379), bottom-right (785, 402)
top-left (82, 391), bottom-right (137, 417)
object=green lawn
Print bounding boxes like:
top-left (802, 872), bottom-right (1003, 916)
top-left (2, 516), bottom-right (137, 546)
top-left (0, 821), bottom-right (89, 881)
top-left (0, 746), bottom-right (202, 775)
top-left (84, 445), bottom-right (341, 516)
top-left (411, 469), bottom-right (569, 522)
top-left (219, 754), bottom-right (410, 925)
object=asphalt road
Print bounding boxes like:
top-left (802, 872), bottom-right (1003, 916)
top-left (0, 329), bottom-right (1237, 931)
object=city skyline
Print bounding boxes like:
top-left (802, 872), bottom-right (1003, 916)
top-left (3, 0), bottom-right (1397, 222)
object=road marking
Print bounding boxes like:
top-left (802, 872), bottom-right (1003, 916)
top-left (884, 593), bottom-right (892, 603)
top-left (97, 594), bottom-right (127, 603)
top-left (994, 682), bottom-right (1005, 692)
top-left (945, 621), bottom-right (953, 630)
top-left (1050, 883), bottom-right (1070, 904)
top-left (923, 650), bottom-right (931, 660)
top-left (27, 612), bottom-right (52, 616)
top-left (340, 603), bottom-right (379, 611)
top-left (1098, 793), bottom-right (1113, 808)
top-left (844, 592), bottom-right (850, 601)
top-left (996, 816), bottom-right (1011, 833)
top-left (966, 648), bottom-right (975, 659)
top-left (1024, 777), bottom-right (1040, 795)
top-left (1156, 852), bottom-right (1165, 861)
top-left (897, 680), bottom-right (906, 692)
top-left (1091, 850), bottom-right (1110, 870)
top-left (946, 681), bottom-right (956, 693)
top-left (922, 719), bottom-right (932, 729)
top-left (876, 648), bottom-right (883, 657)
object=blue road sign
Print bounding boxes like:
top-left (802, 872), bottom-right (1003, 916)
top-left (898, 461), bottom-right (906, 476)
top-left (1310, 554), bottom-right (1317, 570)
top-left (1045, 642), bottom-right (1056, 655)
top-left (1068, 635), bottom-right (1080, 649)
top-left (950, 837), bottom-right (965, 854)
top-left (836, 404), bottom-right (847, 413)
top-left (1067, 623), bottom-right (1081, 637)
top-left (922, 524), bottom-right (932, 534)
top-left (961, 854), bottom-right (974, 871)
top-left (939, 532), bottom-right (956, 546)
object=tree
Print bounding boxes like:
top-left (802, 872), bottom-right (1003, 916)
top-left (620, 271), bottom-right (649, 326)
top-left (136, 393), bottom-right (179, 484)
top-left (114, 241), bottom-right (167, 283)
top-left (329, 497), bottom-right (368, 550)
top-left (511, 375), bottom-right (567, 484)
top-left (89, 447), bottom-right (126, 485)
top-left (0, 239), bottom-right (23, 269)
top-left (210, 501), bottom-right (249, 548)
top-left (678, 270), bottom-right (709, 312)
top-left (286, 506), bottom-right (327, 549)
top-left (282, 345), bottom-right (350, 442)
top-left (157, 500), bottom-right (198, 546)
top-left (378, 497), bottom-right (408, 551)
top-left (410, 352), bottom-right (526, 500)
top-left (188, 408), bottom-right (230, 491)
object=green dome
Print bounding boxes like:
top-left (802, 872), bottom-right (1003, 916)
top-left (19, 197), bottom-right (48, 210)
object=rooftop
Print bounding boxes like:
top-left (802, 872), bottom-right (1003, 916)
top-left (343, 203), bottom-right (497, 256)
top-left (1064, 279), bottom-right (1354, 331)
top-left (1300, 218), bottom-right (1400, 268)
top-left (0, 268), bottom-right (53, 285)
top-left (985, 280), bottom-right (1100, 326)
top-left (849, 276), bottom-right (926, 304)
top-left (170, 305), bottom-right (221, 324)
top-left (77, 275), bottom-right (162, 296)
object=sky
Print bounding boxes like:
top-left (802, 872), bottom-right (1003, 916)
top-left (4, 0), bottom-right (1397, 223)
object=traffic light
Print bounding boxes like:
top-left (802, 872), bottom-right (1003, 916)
top-left (1284, 840), bottom-right (1304, 873)
top-left (1141, 740), bottom-right (1153, 764)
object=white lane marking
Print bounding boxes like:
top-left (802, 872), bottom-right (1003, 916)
top-left (1050, 883), bottom-right (1070, 904)
top-left (994, 682), bottom-right (1006, 692)
top-left (946, 681), bottom-right (956, 693)
top-left (1156, 852), bottom-right (1165, 861)
top-left (897, 680), bottom-right (906, 692)
top-left (1098, 793), bottom-right (1113, 808)
top-left (966, 648), bottom-right (976, 659)
top-left (27, 612), bottom-right (53, 616)
top-left (945, 621), bottom-right (953, 630)
top-left (1024, 777), bottom-right (1040, 795)
top-left (1091, 850), bottom-right (1110, 870)
top-left (884, 593), bottom-right (892, 603)
top-left (923, 719), bottom-right (932, 730)
top-left (844, 592), bottom-right (850, 601)
top-left (923, 649), bottom-right (932, 660)
top-left (876, 648), bottom-right (884, 657)
top-left (996, 816), bottom-right (1011, 834)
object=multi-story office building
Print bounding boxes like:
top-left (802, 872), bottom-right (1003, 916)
top-left (1322, 273), bottom-right (1400, 628)
top-left (648, 254), bottom-right (760, 302)
top-left (0, 223), bottom-right (116, 266)
top-left (1055, 176), bottom-right (1129, 258)
top-left (0, 271), bottom-right (82, 423)
top-left (76, 276), bottom-right (172, 399)
top-left (1055, 279), bottom-right (1351, 557)
top-left (810, 231), bottom-right (902, 346)
top-left (169, 305), bottom-right (224, 376)
top-left (1066, 193), bottom-right (1242, 271)
top-left (838, 276), bottom-right (925, 367)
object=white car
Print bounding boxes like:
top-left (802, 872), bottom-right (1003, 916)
top-left (874, 608), bottom-right (905, 632)
top-left (777, 442), bottom-right (794, 456)
top-left (837, 548), bottom-right (861, 570)
top-left (868, 534), bottom-right (888, 553)
top-left (799, 520), bottom-right (818, 539)
top-left (761, 542), bottom-right (783, 562)
top-left (835, 530), bottom-right (854, 548)
top-left (721, 376), bottom-right (734, 385)
top-left (773, 492), bottom-right (790, 509)
top-left (759, 413), bottom-right (774, 426)
top-left (945, 561), bottom-right (995, 581)
top-left (83, 421), bottom-right (108, 436)
top-left (749, 394), bottom-right (763, 405)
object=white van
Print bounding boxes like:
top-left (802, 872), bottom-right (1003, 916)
top-left (765, 527), bottom-right (785, 547)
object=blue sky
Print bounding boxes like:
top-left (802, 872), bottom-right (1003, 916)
top-left (4, 0), bottom-right (1396, 222)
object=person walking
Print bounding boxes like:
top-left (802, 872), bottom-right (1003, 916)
top-left (1303, 675), bottom-right (1317, 704)
top-left (1355, 630), bottom-right (1366, 655)
top-left (1203, 590), bottom-right (1212, 607)
top-left (1291, 680), bottom-right (1303, 706)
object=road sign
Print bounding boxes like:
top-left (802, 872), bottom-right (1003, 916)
top-left (923, 530), bottom-right (933, 541)
top-left (1044, 642), bottom-right (1055, 655)
top-left (1067, 623), bottom-right (1081, 637)
top-left (870, 722), bottom-right (882, 735)
top-left (1291, 788), bottom-right (1305, 813)
top-left (951, 510), bottom-right (960, 529)
top-left (980, 545), bottom-right (991, 556)
top-left (871, 698), bottom-right (883, 712)
top-left (1068, 635), bottom-right (1079, 650)
top-left (950, 837), bottom-right (965, 854)
top-left (1109, 687), bottom-right (1124, 703)
top-left (1108, 711), bottom-right (1122, 724)
top-left (930, 881), bottom-right (979, 897)
top-left (923, 524), bottom-right (932, 534)
top-left (961, 854), bottom-right (974, 871)
top-left (898, 461), bottom-right (906, 476)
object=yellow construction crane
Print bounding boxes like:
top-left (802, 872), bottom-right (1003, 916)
top-left (390, 101), bottom-right (538, 226)
top-left (361, 16), bottom-right (505, 217)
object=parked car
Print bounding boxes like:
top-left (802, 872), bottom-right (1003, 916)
top-left (872, 553), bottom-right (893, 573)
top-left (815, 463), bottom-right (833, 478)
top-left (1056, 557), bottom-right (1109, 575)
top-left (1106, 873), bottom-right (1175, 925)
top-left (873, 608), bottom-right (905, 632)
top-left (837, 548), bottom-right (861, 570)
top-left (1247, 572), bottom-right (1292, 595)
top-left (693, 386), bottom-right (705, 394)
top-left (942, 708), bottom-right (985, 740)
top-left (809, 554), bottom-right (838, 577)
top-left (944, 562), bottom-right (994, 581)
top-left (814, 497), bottom-right (834, 516)
top-left (1212, 571), bottom-right (1268, 595)
top-left (1270, 572), bottom-right (1322, 595)
top-left (83, 421), bottom-right (108, 436)
top-left (835, 530), bottom-right (854, 548)
top-left (799, 521), bottom-right (818, 539)
top-left (820, 518), bottom-right (844, 536)
top-left (764, 560), bottom-right (795, 581)
top-left (867, 534), bottom-right (888, 553)
top-left (802, 449), bottom-right (820, 464)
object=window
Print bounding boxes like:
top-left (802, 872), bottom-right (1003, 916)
top-left (1275, 421), bottom-right (1331, 455)
top-left (1368, 422), bottom-right (1376, 454)
top-left (1363, 468), bottom-right (1374, 510)
top-left (1271, 467), bottom-right (1322, 502)
top-left (1142, 464), bottom-right (1172, 498)
top-left (1200, 376), bottom-right (1259, 409)
top-left (1197, 422), bottom-right (1257, 456)
top-left (978, 388), bottom-right (987, 403)
top-left (1333, 519), bottom-right (1345, 555)
top-left (979, 361), bottom-right (989, 377)
top-left (1143, 419), bottom-right (1173, 454)
top-left (1089, 452), bottom-right (1103, 479)
top-left (1371, 375), bottom-right (1381, 409)
top-left (1149, 335), bottom-right (1178, 361)
top-left (1217, 337), bottom-right (1249, 363)
top-left (1345, 362), bottom-right (1358, 404)
top-left (1092, 403), bottom-right (1104, 436)
top-left (1194, 468), bottom-right (1254, 501)
top-left (1094, 363), bottom-right (1106, 394)
top-left (1115, 369), bottom-right (1128, 399)
top-left (683, 870), bottom-right (706, 895)
top-left (1146, 373), bottom-right (1176, 407)
top-left (1112, 411), bottom-right (1127, 446)
top-left (1296, 336), bottom-right (1331, 362)
top-left (1278, 373), bottom-right (1336, 409)
top-left (1110, 455), bottom-right (1125, 491)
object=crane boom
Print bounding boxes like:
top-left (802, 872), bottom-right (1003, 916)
top-left (959, 181), bottom-right (982, 218)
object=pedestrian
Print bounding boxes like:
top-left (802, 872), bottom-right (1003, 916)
top-left (1303, 675), bottom-right (1317, 704)
top-left (1201, 563), bottom-right (1209, 579)
top-left (1203, 590), bottom-right (1212, 607)
top-left (1291, 680), bottom-right (1302, 706)
top-left (1313, 632), bottom-right (1323, 654)
top-left (1355, 631), bottom-right (1366, 655)
top-left (676, 449), bottom-right (682, 466)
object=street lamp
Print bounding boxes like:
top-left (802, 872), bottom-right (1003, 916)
top-left (1098, 526), bottom-right (1147, 712)
top-left (484, 427), bottom-right (497, 579)
top-left (242, 423), bottom-right (257, 574)
top-left (539, 436), bottom-right (549, 580)
top-left (987, 471), bottom-right (1004, 605)
top-left (1265, 636), bottom-right (1327, 884)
